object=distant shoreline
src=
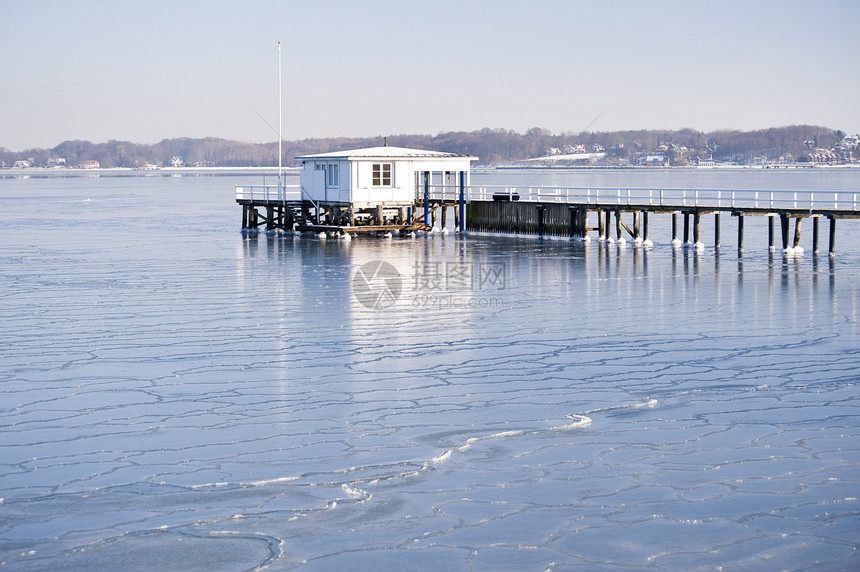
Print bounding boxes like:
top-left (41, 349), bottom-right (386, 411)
top-left (2, 164), bottom-right (858, 179)
top-left (0, 166), bottom-right (300, 178)
top-left (493, 164), bottom-right (860, 170)
top-left (484, 164), bottom-right (860, 172)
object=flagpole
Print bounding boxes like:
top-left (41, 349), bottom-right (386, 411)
top-left (278, 41), bottom-right (283, 200)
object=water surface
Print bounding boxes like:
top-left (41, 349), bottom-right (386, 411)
top-left (1, 172), bottom-right (858, 570)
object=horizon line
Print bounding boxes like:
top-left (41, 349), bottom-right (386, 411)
top-left (2, 123), bottom-right (849, 153)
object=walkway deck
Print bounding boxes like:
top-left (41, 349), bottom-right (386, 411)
top-left (236, 183), bottom-right (860, 253)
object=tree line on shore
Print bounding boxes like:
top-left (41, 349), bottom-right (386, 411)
top-left (0, 124), bottom-right (849, 168)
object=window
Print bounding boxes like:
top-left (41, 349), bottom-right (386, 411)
top-left (372, 163), bottom-right (392, 186)
top-left (315, 163), bottom-right (338, 188)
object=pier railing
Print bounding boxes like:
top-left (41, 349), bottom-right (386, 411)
top-left (429, 185), bottom-right (859, 213)
top-left (236, 184), bottom-right (301, 202)
top-left (237, 183), bottom-right (859, 214)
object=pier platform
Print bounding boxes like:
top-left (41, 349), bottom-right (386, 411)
top-left (236, 183), bottom-right (859, 254)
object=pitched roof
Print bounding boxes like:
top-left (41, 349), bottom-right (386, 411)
top-left (296, 146), bottom-right (477, 160)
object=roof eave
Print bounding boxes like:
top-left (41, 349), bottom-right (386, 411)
top-left (296, 146), bottom-right (479, 161)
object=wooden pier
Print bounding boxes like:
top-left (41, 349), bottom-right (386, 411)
top-left (462, 187), bottom-right (859, 255)
top-left (237, 184), bottom-right (859, 255)
top-left (237, 187), bottom-right (429, 235)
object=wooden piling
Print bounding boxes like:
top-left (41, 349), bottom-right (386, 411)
top-left (737, 214), bottom-right (744, 252)
top-left (714, 213), bottom-right (720, 248)
top-left (829, 217), bottom-right (836, 256)
top-left (537, 205), bottom-right (546, 237)
top-left (441, 205), bottom-right (447, 229)
top-left (633, 211), bottom-right (641, 241)
top-left (683, 212), bottom-right (690, 243)
top-left (615, 210), bottom-right (622, 240)
top-left (575, 207), bottom-right (581, 238)
top-left (597, 208), bottom-right (605, 238)
top-left (581, 207), bottom-right (588, 238)
top-left (792, 217), bottom-right (802, 249)
top-left (693, 212), bottom-right (701, 245)
top-left (813, 216), bottom-right (819, 254)
top-left (579, 206), bottom-right (588, 238)
top-left (605, 210), bottom-right (612, 239)
top-left (643, 211), bottom-right (649, 242)
top-left (579, 207), bottom-right (586, 238)
top-left (568, 207), bottom-right (575, 238)
top-left (672, 213), bottom-right (678, 242)
top-left (768, 215), bottom-right (774, 251)
top-left (780, 214), bottom-right (789, 250)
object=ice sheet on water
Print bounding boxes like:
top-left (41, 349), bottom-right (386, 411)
top-left (2, 174), bottom-right (860, 570)
top-left (5, 529), bottom-right (278, 572)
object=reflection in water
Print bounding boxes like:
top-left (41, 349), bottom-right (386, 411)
top-left (236, 232), bottom-right (854, 347)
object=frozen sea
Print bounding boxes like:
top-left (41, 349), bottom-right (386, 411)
top-left (1, 169), bottom-right (859, 571)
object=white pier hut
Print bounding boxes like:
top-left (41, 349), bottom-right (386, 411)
top-left (297, 145), bottom-right (477, 208)
top-left (238, 145), bottom-right (477, 233)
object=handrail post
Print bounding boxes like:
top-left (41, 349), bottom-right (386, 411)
top-left (423, 172), bottom-right (430, 227)
top-left (459, 171), bottom-right (465, 233)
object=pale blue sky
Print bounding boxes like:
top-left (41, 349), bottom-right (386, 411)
top-left (2, 0), bottom-right (858, 151)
